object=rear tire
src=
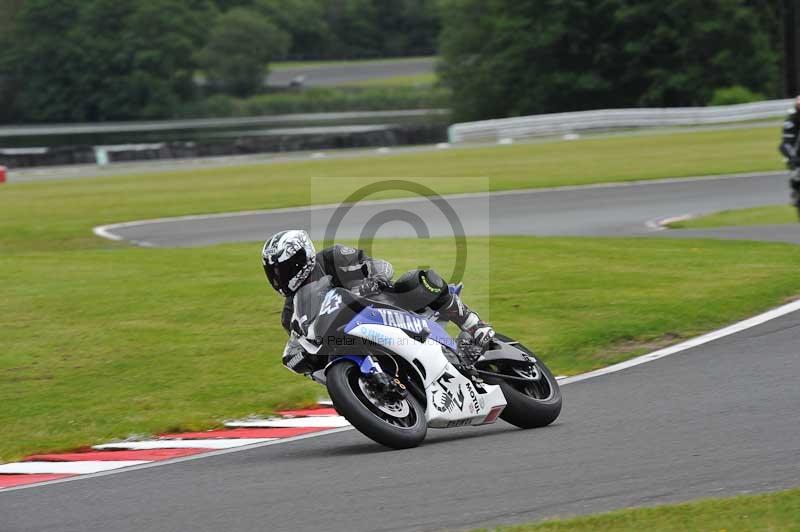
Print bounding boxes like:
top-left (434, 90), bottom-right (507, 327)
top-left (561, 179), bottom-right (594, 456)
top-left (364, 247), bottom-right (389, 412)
top-left (485, 335), bottom-right (562, 429)
top-left (326, 361), bottom-right (427, 449)
top-left (498, 358), bottom-right (562, 429)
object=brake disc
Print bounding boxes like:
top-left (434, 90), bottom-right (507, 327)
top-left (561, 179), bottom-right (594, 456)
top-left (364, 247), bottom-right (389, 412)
top-left (358, 377), bottom-right (411, 418)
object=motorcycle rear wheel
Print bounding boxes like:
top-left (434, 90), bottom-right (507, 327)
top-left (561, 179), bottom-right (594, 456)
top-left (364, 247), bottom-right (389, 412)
top-left (497, 363), bottom-right (562, 429)
top-left (326, 361), bottom-right (427, 449)
top-left (488, 336), bottom-right (562, 429)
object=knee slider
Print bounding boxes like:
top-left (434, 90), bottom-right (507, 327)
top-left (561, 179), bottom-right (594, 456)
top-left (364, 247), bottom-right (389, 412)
top-left (419, 269), bottom-right (446, 294)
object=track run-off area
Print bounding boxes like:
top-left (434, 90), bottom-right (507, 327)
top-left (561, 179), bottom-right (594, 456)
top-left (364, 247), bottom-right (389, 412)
top-left (2, 171), bottom-right (799, 531)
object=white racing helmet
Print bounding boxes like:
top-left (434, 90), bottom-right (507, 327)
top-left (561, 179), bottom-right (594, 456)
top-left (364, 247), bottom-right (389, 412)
top-left (262, 229), bottom-right (316, 296)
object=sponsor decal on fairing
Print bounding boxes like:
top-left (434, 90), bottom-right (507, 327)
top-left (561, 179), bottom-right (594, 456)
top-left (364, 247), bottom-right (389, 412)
top-left (375, 308), bottom-right (425, 333)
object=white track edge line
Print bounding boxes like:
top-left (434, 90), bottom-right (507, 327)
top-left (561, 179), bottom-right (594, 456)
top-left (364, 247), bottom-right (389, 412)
top-left (3, 297), bottom-right (800, 492)
top-left (4, 292), bottom-right (799, 491)
top-left (645, 213), bottom-right (695, 231)
top-left (558, 298), bottom-right (800, 385)
top-left (0, 461), bottom-right (152, 475)
top-left (91, 170), bottom-right (783, 242)
top-left (0, 426), bottom-right (354, 493)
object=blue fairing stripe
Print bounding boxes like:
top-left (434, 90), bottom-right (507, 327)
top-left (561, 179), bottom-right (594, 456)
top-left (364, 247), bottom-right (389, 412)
top-left (329, 355), bottom-right (373, 374)
top-left (344, 306), bottom-right (458, 352)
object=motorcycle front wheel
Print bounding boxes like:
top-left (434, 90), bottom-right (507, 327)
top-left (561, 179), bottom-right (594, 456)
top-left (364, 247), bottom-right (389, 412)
top-left (326, 361), bottom-right (427, 449)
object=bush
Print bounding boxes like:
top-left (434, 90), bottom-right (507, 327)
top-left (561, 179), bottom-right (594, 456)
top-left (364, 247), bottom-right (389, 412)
top-left (708, 86), bottom-right (766, 106)
top-left (196, 8), bottom-right (290, 98)
top-left (180, 86), bottom-right (450, 118)
top-left (439, 0), bottom-right (780, 121)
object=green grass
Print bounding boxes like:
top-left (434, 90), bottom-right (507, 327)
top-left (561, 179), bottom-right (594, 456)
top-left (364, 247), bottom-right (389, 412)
top-left (341, 72), bottom-right (438, 87)
top-left (2, 236), bottom-right (800, 461)
top-left (478, 487), bottom-right (800, 531)
top-left (0, 125), bottom-right (782, 253)
top-left (0, 124), bottom-right (795, 461)
top-left (670, 204), bottom-right (798, 228)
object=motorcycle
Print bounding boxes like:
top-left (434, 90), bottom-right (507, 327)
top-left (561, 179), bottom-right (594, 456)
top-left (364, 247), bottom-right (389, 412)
top-left (791, 168), bottom-right (800, 221)
top-left (289, 276), bottom-right (562, 449)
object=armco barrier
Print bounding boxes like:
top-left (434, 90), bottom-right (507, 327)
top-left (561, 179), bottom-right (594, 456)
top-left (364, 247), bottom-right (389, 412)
top-left (448, 99), bottom-right (792, 143)
top-left (0, 109), bottom-right (448, 138)
top-left (0, 123), bottom-right (447, 168)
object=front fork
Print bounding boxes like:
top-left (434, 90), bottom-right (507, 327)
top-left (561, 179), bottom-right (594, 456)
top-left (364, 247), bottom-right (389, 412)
top-left (333, 354), bottom-right (384, 375)
top-left (329, 355), bottom-right (407, 399)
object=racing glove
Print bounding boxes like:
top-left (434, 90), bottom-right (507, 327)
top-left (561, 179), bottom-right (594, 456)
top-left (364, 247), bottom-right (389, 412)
top-left (471, 324), bottom-right (496, 348)
top-left (353, 275), bottom-right (391, 297)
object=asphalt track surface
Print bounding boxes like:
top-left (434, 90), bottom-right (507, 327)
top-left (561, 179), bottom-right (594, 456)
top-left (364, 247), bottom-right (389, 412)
top-left (105, 171), bottom-right (800, 247)
top-left (4, 172), bottom-right (800, 531)
top-left (266, 57), bottom-right (436, 87)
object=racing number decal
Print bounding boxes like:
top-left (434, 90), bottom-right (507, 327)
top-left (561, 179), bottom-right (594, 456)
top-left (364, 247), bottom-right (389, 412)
top-left (320, 291), bottom-right (343, 316)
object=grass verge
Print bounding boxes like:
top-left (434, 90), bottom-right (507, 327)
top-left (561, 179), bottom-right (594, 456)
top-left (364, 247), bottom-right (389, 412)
top-left (341, 72), bottom-right (439, 87)
top-left (0, 125), bottom-right (782, 253)
top-left (0, 124), bottom-right (794, 461)
top-left (2, 236), bottom-right (800, 461)
top-left (477, 487), bottom-right (800, 531)
top-left (270, 56), bottom-right (436, 72)
top-left (670, 204), bottom-right (798, 228)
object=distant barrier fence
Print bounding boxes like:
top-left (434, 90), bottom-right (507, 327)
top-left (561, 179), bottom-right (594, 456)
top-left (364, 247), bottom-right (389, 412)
top-left (0, 109), bottom-right (449, 168)
top-left (447, 99), bottom-right (792, 143)
top-left (0, 109), bottom-right (448, 138)
top-left (0, 122), bottom-right (448, 168)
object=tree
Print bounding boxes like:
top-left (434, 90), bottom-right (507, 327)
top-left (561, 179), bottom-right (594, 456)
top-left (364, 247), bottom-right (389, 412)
top-left (614, 0), bottom-right (779, 107)
top-left (256, 0), bottom-right (333, 60)
top-left (207, 0), bottom-right (442, 60)
top-left (318, 0), bottom-right (440, 58)
top-left (0, 0), bottom-right (24, 43)
top-left (373, 0), bottom-right (440, 57)
top-left (197, 7), bottom-right (290, 97)
top-left (439, 0), bottom-right (780, 121)
top-left (6, 0), bottom-right (86, 121)
top-left (118, 0), bottom-right (217, 118)
top-left (323, 0), bottom-right (381, 58)
top-left (8, 0), bottom-right (216, 122)
top-left (0, 0), bottom-right (26, 122)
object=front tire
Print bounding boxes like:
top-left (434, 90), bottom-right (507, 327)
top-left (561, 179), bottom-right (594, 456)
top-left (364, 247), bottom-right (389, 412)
top-left (326, 361), bottom-right (427, 449)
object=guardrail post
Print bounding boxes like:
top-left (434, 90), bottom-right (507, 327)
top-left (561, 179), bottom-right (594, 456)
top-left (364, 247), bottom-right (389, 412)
top-left (94, 147), bottom-right (109, 166)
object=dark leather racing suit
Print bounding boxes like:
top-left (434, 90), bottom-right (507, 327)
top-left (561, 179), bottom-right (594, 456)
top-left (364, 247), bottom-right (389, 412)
top-left (280, 244), bottom-right (492, 373)
top-left (280, 244), bottom-right (394, 333)
top-left (779, 107), bottom-right (800, 205)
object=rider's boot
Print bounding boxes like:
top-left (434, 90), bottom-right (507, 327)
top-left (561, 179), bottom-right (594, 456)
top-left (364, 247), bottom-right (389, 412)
top-left (396, 269), bottom-right (495, 348)
top-left (437, 292), bottom-right (495, 349)
top-left (790, 174), bottom-right (800, 208)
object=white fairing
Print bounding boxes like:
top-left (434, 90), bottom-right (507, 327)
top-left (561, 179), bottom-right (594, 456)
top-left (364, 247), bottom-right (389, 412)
top-left (346, 324), bottom-right (507, 428)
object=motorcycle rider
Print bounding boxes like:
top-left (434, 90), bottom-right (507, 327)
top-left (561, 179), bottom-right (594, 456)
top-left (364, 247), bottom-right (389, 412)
top-left (261, 229), bottom-right (495, 374)
top-left (778, 95), bottom-right (800, 207)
